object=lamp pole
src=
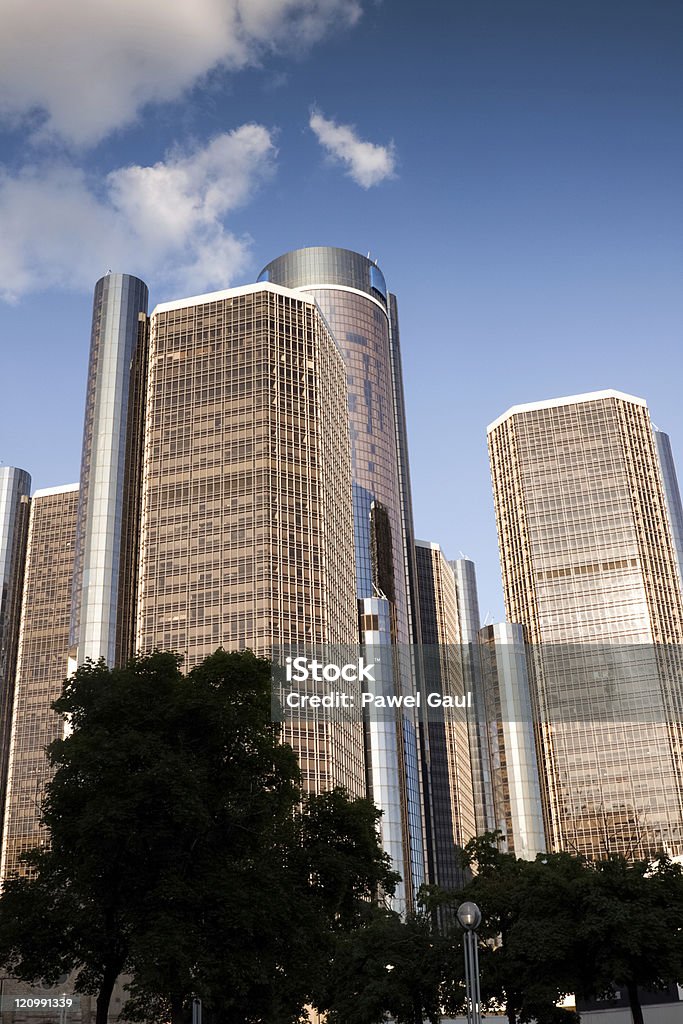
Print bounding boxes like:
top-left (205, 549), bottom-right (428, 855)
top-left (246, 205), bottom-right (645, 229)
top-left (457, 901), bottom-right (482, 1024)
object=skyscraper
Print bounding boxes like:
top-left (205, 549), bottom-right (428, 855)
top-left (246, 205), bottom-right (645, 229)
top-left (654, 428), bottom-right (683, 591)
top-left (1, 484), bottom-right (79, 879)
top-left (415, 540), bottom-right (476, 887)
top-left (478, 623), bottom-right (546, 860)
top-left (488, 390), bottom-right (683, 859)
top-left (70, 272), bottom-right (149, 669)
top-left (0, 467), bottom-right (31, 850)
top-left (259, 247), bottom-right (425, 902)
top-left (133, 282), bottom-right (364, 800)
top-left (450, 557), bottom-right (496, 836)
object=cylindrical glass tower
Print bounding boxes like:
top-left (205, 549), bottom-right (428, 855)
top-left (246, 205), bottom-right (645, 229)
top-left (451, 557), bottom-right (496, 835)
top-left (654, 429), bottom-right (683, 592)
top-left (259, 247), bottom-right (425, 905)
top-left (0, 465), bottom-right (31, 849)
top-left (70, 273), bottom-right (149, 667)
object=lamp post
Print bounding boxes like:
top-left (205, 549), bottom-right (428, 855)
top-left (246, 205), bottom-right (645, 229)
top-left (457, 901), bottom-right (482, 1024)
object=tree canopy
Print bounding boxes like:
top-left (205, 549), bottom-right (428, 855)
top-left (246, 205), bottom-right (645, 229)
top-left (580, 853), bottom-right (683, 1024)
top-left (0, 649), bottom-right (397, 1024)
top-left (3, 654), bottom-right (683, 1024)
top-left (431, 834), bottom-right (683, 1024)
top-left (314, 905), bottom-right (458, 1024)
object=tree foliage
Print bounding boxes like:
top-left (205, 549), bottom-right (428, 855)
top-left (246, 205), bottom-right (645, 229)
top-left (435, 834), bottom-right (683, 1024)
top-left (314, 906), bottom-right (459, 1024)
top-left (581, 854), bottom-right (683, 1024)
top-left (0, 649), bottom-right (397, 1024)
top-left (451, 835), bottom-right (586, 1024)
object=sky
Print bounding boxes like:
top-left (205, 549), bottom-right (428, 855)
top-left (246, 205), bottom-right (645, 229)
top-left (0, 0), bottom-right (681, 618)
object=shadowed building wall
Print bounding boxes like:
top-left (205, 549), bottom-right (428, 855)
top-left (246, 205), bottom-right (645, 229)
top-left (450, 557), bottom-right (496, 836)
top-left (0, 467), bottom-right (31, 852)
top-left (415, 540), bottom-right (476, 888)
top-left (654, 428), bottom-right (683, 592)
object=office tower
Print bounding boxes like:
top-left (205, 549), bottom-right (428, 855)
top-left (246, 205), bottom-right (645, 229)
top-left (133, 282), bottom-right (365, 802)
top-left (478, 623), bottom-right (546, 859)
top-left (1, 484), bottom-right (79, 879)
top-left (415, 540), bottom-right (476, 888)
top-left (488, 390), bottom-right (683, 859)
top-left (654, 429), bottom-right (683, 590)
top-left (259, 247), bottom-right (425, 905)
top-left (450, 558), bottom-right (496, 835)
top-left (70, 273), bottom-right (149, 669)
top-left (0, 467), bottom-right (31, 850)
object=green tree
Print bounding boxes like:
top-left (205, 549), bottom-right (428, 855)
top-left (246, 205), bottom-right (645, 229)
top-left (581, 854), bottom-right (683, 1024)
top-left (0, 649), bottom-right (398, 1024)
top-left (444, 836), bottom-right (683, 1024)
top-left (315, 906), bottom-right (458, 1024)
top-left (0, 651), bottom-right (191, 1024)
top-left (447, 835), bottom-right (586, 1024)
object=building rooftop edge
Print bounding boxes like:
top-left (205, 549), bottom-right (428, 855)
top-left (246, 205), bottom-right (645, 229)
top-left (478, 621), bottom-right (525, 634)
top-left (260, 245), bottom-right (384, 269)
top-left (415, 539), bottom-right (442, 551)
top-left (487, 389), bottom-right (648, 433)
top-left (33, 483), bottom-right (79, 498)
top-left (151, 281), bottom-right (318, 316)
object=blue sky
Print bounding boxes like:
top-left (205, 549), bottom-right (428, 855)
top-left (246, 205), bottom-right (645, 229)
top-left (1, 0), bottom-right (681, 616)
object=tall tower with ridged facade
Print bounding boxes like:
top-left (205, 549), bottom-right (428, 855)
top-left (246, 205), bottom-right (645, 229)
top-left (259, 248), bottom-right (425, 905)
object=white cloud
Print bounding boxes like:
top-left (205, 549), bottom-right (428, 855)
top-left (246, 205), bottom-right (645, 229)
top-left (0, 125), bottom-right (276, 302)
top-left (309, 110), bottom-right (396, 188)
top-left (0, 0), bottom-right (362, 145)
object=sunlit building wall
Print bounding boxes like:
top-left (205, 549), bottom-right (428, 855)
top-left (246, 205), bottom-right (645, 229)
top-left (0, 467), bottom-right (31, 851)
top-left (259, 246), bottom-right (425, 906)
top-left (478, 622), bottom-right (546, 859)
top-left (134, 283), bottom-right (365, 802)
top-left (1, 484), bottom-right (79, 879)
top-left (488, 390), bottom-right (683, 859)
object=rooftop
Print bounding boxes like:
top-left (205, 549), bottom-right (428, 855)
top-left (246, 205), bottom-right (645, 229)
top-left (487, 389), bottom-right (647, 433)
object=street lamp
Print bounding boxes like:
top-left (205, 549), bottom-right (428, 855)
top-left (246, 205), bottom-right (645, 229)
top-left (457, 901), bottom-right (482, 1024)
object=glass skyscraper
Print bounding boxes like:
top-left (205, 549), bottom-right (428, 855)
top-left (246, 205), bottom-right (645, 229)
top-left (450, 557), bottom-right (496, 836)
top-left (654, 428), bottom-right (683, 591)
top-left (478, 622), bottom-right (546, 860)
top-left (70, 272), bottom-right (149, 669)
top-left (415, 540), bottom-right (476, 888)
top-left (0, 466), bottom-right (31, 852)
top-left (259, 247), bottom-right (425, 904)
top-left (488, 390), bottom-right (683, 859)
top-left (133, 282), bottom-right (365, 799)
top-left (1, 484), bottom-right (79, 879)
top-left (1, 276), bottom-right (368, 876)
